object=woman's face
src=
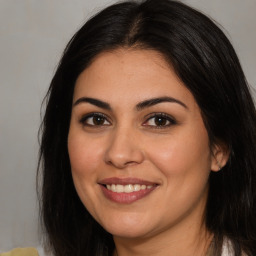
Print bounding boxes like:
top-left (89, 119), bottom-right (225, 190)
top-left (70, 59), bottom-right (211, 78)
top-left (68, 49), bottom-right (220, 240)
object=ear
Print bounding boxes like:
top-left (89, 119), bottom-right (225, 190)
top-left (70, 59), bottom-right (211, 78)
top-left (210, 142), bottom-right (230, 172)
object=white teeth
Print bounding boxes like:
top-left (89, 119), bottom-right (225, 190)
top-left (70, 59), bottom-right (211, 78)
top-left (124, 184), bottom-right (133, 193)
top-left (141, 185), bottom-right (146, 190)
top-left (116, 184), bottom-right (124, 193)
top-left (105, 184), bottom-right (153, 193)
top-left (134, 184), bottom-right (140, 191)
top-left (111, 184), bottom-right (116, 192)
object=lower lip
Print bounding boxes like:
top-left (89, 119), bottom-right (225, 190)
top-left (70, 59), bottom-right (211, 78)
top-left (100, 185), bottom-right (157, 204)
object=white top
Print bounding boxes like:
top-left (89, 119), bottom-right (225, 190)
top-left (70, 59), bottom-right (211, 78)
top-left (222, 239), bottom-right (247, 256)
top-left (222, 239), bottom-right (234, 256)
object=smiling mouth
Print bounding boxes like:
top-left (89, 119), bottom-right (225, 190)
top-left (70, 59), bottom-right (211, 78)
top-left (105, 184), bottom-right (153, 193)
top-left (99, 178), bottom-right (159, 204)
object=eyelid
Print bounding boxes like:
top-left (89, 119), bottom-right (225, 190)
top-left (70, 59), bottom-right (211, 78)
top-left (142, 112), bottom-right (177, 128)
top-left (79, 112), bottom-right (112, 126)
top-left (78, 112), bottom-right (176, 128)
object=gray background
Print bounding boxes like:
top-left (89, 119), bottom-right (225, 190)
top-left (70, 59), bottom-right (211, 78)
top-left (0, 0), bottom-right (255, 253)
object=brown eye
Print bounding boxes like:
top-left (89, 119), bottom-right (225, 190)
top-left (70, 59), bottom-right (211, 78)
top-left (92, 116), bottom-right (105, 125)
top-left (154, 116), bottom-right (168, 126)
top-left (80, 113), bottom-right (111, 126)
top-left (143, 113), bottom-right (176, 128)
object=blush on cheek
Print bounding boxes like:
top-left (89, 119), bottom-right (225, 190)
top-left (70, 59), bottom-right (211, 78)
top-left (148, 144), bottom-right (180, 174)
top-left (149, 138), bottom-right (210, 181)
top-left (69, 149), bottom-right (102, 180)
top-left (70, 156), bottom-right (98, 177)
top-left (68, 138), bottom-right (91, 170)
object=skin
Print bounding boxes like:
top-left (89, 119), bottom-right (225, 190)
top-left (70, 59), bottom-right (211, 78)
top-left (68, 49), bottom-right (228, 256)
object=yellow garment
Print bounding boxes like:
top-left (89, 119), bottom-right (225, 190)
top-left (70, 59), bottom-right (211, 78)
top-left (0, 248), bottom-right (39, 256)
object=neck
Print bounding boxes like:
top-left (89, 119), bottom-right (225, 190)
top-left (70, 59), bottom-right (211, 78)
top-left (113, 194), bottom-right (213, 256)
top-left (113, 185), bottom-right (212, 256)
top-left (113, 226), bottom-right (213, 256)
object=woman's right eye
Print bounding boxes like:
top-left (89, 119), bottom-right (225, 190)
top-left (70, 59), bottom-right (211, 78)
top-left (80, 113), bottom-right (111, 127)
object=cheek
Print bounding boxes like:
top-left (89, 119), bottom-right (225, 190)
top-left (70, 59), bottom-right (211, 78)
top-left (67, 132), bottom-right (103, 214)
top-left (147, 127), bottom-right (211, 179)
top-left (68, 133), bottom-right (103, 177)
top-left (145, 130), bottom-right (211, 220)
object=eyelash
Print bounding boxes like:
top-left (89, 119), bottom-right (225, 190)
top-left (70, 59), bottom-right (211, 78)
top-left (143, 113), bottom-right (177, 129)
top-left (79, 113), bottom-right (111, 127)
top-left (79, 112), bottom-right (176, 129)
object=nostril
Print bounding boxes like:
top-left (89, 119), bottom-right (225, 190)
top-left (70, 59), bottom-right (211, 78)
top-left (104, 137), bottom-right (145, 168)
top-left (105, 159), bottom-right (140, 169)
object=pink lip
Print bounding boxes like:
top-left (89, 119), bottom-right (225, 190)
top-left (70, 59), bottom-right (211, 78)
top-left (98, 177), bottom-right (158, 204)
top-left (99, 177), bottom-right (156, 186)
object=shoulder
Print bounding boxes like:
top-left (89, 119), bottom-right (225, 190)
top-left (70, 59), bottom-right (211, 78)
top-left (0, 248), bottom-right (39, 256)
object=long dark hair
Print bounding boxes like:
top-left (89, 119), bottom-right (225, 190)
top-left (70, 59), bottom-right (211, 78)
top-left (38, 0), bottom-right (256, 255)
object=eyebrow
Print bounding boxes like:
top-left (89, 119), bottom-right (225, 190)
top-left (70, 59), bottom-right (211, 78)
top-left (73, 97), bottom-right (111, 110)
top-left (136, 96), bottom-right (188, 110)
top-left (73, 96), bottom-right (188, 111)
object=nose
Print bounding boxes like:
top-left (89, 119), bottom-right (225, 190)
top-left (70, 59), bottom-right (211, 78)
top-left (104, 127), bottom-right (144, 169)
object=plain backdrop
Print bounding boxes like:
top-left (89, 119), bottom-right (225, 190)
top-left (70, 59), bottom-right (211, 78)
top-left (0, 0), bottom-right (255, 253)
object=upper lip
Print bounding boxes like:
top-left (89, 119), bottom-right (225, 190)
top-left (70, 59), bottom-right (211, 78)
top-left (99, 177), bottom-right (158, 186)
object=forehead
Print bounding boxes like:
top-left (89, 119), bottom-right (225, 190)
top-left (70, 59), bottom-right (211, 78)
top-left (73, 49), bottom-right (196, 108)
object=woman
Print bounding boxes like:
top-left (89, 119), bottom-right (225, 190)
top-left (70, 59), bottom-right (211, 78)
top-left (38, 0), bottom-right (256, 255)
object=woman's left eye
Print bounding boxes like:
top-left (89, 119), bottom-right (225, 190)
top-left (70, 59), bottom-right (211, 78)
top-left (143, 114), bottom-right (176, 128)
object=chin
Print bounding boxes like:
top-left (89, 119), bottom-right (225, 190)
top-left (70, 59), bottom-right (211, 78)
top-left (107, 226), bottom-right (151, 239)
top-left (100, 214), bottom-right (152, 239)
